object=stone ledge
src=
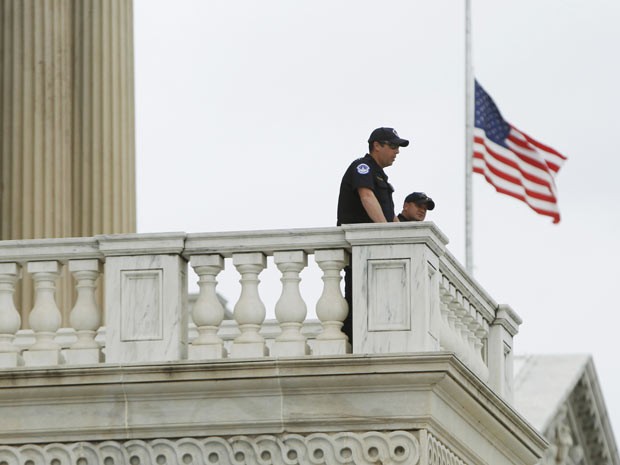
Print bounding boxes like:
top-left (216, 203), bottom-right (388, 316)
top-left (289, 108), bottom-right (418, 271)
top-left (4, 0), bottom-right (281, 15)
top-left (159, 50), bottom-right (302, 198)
top-left (0, 354), bottom-right (545, 465)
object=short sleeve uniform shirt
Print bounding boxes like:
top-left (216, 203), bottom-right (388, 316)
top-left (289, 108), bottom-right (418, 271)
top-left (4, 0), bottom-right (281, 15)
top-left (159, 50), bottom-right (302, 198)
top-left (337, 154), bottom-right (395, 225)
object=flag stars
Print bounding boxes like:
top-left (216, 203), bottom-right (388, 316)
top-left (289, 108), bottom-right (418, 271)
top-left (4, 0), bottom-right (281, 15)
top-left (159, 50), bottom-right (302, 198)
top-left (475, 81), bottom-right (511, 146)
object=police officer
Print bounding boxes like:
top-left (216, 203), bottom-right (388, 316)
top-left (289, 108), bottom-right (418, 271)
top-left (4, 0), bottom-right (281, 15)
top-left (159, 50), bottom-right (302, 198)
top-left (336, 127), bottom-right (410, 343)
top-left (397, 192), bottom-right (435, 222)
top-left (337, 127), bottom-right (410, 225)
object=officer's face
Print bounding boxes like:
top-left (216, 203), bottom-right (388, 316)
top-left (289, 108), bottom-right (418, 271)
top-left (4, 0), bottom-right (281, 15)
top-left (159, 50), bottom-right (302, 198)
top-left (373, 141), bottom-right (400, 168)
top-left (402, 202), bottom-right (427, 221)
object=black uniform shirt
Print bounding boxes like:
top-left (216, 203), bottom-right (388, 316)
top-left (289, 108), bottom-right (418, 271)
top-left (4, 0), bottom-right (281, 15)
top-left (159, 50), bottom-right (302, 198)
top-left (337, 154), bottom-right (395, 225)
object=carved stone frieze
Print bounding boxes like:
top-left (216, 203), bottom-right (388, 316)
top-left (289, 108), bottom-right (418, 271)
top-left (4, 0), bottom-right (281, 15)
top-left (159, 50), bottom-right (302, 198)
top-left (427, 433), bottom-right (467, 465)
top-left (570, 376), bottom-right (611, 465)
top-left (0, 431), bottom-right (420, 465)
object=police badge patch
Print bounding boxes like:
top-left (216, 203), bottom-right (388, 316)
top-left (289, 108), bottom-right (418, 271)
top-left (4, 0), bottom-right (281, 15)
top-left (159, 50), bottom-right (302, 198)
top-left (356, 163), bottom-right (370, 175)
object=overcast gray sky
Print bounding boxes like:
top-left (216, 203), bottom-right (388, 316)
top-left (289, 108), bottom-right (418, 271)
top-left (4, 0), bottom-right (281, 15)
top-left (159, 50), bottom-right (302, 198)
top-left (134, 0), bottom-right (620, 443)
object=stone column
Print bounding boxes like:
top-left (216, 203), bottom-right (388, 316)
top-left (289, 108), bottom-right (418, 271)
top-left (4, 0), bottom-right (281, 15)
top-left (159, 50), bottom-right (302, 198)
top-left (71, 0), bottom-right (136, 236)
top-left (0, 0), bottom-right (73, 241)
top-left (0, 0), bottom-right (136, 326)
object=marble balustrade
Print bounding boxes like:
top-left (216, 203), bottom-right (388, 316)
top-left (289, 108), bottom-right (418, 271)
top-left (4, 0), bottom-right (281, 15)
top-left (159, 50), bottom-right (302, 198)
top-left (0, 223), bottom-right (520, 399)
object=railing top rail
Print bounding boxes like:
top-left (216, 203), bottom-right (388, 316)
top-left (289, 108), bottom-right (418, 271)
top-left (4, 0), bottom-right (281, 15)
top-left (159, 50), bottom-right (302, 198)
top-left (439, 248), bottom-right (499, 322)
top-left (184, 227), bottom-right (349, 258)
top-left (0, 237), bottom-right (101, 263)
top-left (96, 232), bottom-right (187, 256)
top-left (341, 221), bottom-right (449, 254)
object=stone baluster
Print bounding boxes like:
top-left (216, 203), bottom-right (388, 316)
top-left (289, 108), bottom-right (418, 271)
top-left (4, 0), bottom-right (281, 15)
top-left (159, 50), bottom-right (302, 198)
top-left (462, 299), bottom-right (483, 379)
top-left (448, 287), bottom-right (470, 365)
top-left (313, 249), bottom-right (349, 355)
top-left (64, 259), bottom-right (103, 364)
top-left (189, 255), bottom-right (227, 360)
top-left (460, 297), bottom-right (478, 369)
top-left (272, 251), bottom-right (309, 357)
top-left (474, 314), bottom-right (490, 381)
top-left (0, 263), bottom-right (22, 367)
top-left (438, 278), bottom-right (457, 353)
top-left (23, 261), bottom-right (62, 366)
top-left (443, 282), bottom-right (462, 354)
top-left (231, 253), bottom-right (267, 358)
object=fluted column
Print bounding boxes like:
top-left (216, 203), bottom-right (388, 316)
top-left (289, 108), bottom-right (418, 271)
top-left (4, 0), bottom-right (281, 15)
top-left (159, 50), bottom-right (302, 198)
top-left (0, 0), bottom-right (136, 328)
top-left (72, 0), bottom-right (136, 236)
top-left (0, 0), bottom-right (73, 241)
top-left (0, 0), bottom-right (73, 323)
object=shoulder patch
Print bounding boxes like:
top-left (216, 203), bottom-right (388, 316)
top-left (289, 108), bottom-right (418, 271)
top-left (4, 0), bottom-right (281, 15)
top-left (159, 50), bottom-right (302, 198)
top-left (356, 163), bottom-right (370, 175)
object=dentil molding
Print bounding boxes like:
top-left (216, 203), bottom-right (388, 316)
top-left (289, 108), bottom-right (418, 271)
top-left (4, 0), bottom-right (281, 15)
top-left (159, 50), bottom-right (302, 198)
top-left (0, 431), bottom-right (420, 465)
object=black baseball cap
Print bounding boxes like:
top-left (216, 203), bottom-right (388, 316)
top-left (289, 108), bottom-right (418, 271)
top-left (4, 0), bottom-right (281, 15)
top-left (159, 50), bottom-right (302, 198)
top-left (368, 127), bottom-right (410, 147)
top-left (405, 192), bottom-right (435, 210)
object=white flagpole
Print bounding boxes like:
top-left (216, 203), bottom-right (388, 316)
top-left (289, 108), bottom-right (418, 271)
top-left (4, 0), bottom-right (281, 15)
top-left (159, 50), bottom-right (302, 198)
top-left (465, 0), bottom-right (474, 274)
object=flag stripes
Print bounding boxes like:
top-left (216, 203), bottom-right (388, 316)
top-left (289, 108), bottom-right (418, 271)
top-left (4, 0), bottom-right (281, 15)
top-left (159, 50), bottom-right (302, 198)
top-left (473, 81), bottom-right (567, 223)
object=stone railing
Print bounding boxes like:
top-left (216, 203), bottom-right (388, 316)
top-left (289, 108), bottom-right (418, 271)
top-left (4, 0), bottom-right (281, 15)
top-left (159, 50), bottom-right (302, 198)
top-left (0, 223), bottom-right (520, 399)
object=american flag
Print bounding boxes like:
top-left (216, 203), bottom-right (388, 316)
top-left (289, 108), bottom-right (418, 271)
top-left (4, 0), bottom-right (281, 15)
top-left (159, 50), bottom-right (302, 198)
top-left (473, 80), bottom-right (567, 223)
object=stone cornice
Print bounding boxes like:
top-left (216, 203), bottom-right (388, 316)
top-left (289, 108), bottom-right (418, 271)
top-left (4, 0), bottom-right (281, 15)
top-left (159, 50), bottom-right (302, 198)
top-left (0, 353), bottom-right (545, 464)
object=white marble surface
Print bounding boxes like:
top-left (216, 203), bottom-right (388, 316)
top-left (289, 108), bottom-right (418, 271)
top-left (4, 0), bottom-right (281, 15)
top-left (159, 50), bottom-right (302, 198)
top-left (184, 227), bottom-right (349, 259)
top-left (105, 254), bottom-right (188, 363)
top-left (22, 349), bottom-right (62, 366)
top-left (366, 258), bottom-right (411, 332)
top-left (0, 226), bottom-right (523, 402)
top-left (97, 232), bottom-right (186, 256)
top-left (353, 242), bottom-right (441, 355)
top-left (0, 354), bottom-right (546, 465)
top-left (63, 347), bottom-right (102, 365)
top-left (0, 237), bottom-right (101, 262)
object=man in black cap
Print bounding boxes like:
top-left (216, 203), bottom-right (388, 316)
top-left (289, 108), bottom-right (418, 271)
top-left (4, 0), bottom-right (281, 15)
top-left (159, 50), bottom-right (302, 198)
top-left (336, 127), bottom-right (410, 343)
top-left (397, 192), bottom-right (435, 222)
top-left (337, 127), bottom-right (410, 225)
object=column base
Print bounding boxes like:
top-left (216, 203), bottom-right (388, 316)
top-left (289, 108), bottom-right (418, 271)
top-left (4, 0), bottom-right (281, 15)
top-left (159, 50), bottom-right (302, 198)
top-left (188, 344), bottom-right (227, 360)
top-left (23, 349), bottom-right (63, 367)
top-left (63, 348), bottom-right (103, 365)
top-left (0, 352), bottom-right (24, 368)
top-left (230, 342), bottom-right (268, 358)
top-left (271, 340), bottom-right (309, 357)
top-left (311, 339), bottom-right (350, 355)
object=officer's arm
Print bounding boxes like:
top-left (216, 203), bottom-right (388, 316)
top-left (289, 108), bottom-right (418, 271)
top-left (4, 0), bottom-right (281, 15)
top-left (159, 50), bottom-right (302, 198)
top-left (358, 187), bottom-right (389, 223)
